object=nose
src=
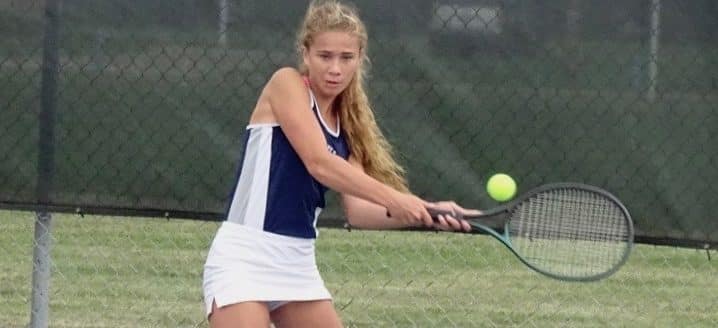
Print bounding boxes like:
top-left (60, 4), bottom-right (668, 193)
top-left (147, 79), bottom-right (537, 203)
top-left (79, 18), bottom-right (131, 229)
top-left (328, 59), bottom-right (341, 76)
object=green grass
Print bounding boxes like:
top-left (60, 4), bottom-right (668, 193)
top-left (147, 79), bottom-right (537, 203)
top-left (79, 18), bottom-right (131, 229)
top-left (1, 211), bottom-right (716, 327)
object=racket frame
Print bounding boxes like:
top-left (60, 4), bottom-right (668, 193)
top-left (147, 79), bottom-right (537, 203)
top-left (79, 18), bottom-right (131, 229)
top-left (432, 182), bottom-right (634, 282)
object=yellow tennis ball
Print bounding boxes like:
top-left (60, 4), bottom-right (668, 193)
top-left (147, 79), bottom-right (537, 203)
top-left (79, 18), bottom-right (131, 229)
top-left (486, 173), bottom-right (517, 202)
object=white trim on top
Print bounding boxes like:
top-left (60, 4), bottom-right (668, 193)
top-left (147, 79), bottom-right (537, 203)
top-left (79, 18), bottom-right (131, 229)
top-left (246, 123), bottom-right (280, 129)
top-left (308, 89), bottom-right (340, 138)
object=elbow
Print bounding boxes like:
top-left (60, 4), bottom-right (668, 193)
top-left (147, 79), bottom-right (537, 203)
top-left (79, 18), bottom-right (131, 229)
top-left (344, 208), bottom-right (363, 229)
top-left (343, 200), bottom-right (375, 230)
top-left (305, 154), bottom-right (333, 183)
top-left (344, 212), bottom-right (369, 229)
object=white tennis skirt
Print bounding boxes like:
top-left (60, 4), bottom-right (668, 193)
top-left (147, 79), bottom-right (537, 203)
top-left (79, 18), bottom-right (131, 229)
top-left (202, 221), bottom-right (332, 316)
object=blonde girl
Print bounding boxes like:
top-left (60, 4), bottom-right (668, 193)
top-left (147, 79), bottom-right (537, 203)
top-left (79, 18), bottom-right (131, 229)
top-left (203, 1), bottom-right (478, 327)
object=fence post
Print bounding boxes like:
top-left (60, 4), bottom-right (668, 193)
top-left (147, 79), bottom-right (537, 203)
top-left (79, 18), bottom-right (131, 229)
top-left (30, 213), bottom-right (53, 328)
top-left (218, 0), bottom-right (229, 47)
top-left (31, 0), bottom-right (62, 326)
top-left (647, 0), bottom-right (661, 102)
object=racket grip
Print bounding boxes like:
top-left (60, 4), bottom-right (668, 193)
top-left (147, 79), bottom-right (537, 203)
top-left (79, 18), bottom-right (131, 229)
top-left (427, 207), bottom-right (464, 220)
top-left (386, 208), bottom-right (463, 221)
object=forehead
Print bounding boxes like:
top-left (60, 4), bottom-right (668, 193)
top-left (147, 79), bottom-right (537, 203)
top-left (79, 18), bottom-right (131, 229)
top-left (309, 31), bottom-right (360, 52)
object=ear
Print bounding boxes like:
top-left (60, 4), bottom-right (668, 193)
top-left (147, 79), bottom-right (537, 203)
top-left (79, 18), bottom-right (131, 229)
top-left (302, 45), bottom-right (310, 67)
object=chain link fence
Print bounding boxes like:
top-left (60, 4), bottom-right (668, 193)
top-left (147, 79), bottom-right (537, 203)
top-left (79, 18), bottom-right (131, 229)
top-left (1, 0), bottom-right (717, 326)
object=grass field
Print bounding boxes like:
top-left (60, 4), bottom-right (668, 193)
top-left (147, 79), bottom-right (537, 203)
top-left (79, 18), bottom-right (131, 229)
top-left (1, 210), bottom-right (716, 327)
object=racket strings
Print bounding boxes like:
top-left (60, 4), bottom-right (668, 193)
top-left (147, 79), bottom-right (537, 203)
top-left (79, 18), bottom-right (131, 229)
top-left (508, 188), bottom-right (631, 278)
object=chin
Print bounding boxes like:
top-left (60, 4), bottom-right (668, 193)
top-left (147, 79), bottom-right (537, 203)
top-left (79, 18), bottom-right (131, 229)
top-left (321, 87), bottom-right (344, 97)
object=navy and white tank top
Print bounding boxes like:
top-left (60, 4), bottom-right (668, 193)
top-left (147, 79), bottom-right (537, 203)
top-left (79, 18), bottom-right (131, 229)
top-left (225, 89), bottom-right (350, 239)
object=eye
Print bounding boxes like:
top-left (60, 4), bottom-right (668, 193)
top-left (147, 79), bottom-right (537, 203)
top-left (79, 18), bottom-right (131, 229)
top-left (319, 54), bottom-right (331, 59)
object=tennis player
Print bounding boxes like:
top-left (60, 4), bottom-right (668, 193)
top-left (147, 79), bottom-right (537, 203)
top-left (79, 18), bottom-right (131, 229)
top-left (203, 1), bottom-right (479, 327)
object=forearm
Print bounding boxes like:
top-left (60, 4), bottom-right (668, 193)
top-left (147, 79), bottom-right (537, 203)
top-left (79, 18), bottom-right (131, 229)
top-left (343, 196), bottom-right (419, 230)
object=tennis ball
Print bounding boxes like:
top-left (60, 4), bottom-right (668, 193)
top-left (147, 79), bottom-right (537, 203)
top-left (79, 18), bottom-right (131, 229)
top-left (486, 173), bottom-right (517, 202)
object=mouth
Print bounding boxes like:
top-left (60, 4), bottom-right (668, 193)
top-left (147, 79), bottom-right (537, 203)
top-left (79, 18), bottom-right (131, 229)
top-left (326, 80), bottom-right (341, 87)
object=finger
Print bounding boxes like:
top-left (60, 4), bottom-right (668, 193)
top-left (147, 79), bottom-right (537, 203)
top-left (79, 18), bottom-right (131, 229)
top-left (423, 200), bottom-right (437, 208)
top-left (460, 219), bottom-right (471, 232)
top-left (427, 203), bottom-right (454, 219)
top-left (460, 209), bottom-right (482, 216)
top-left (434, 215), bottom-right (450, 231)
top-left (444, 216), bottom-right (463, 230)
top-left (429, 201), bottom-right (451, 211)
top-left (409, 208), bottom-right (424, 226)
top-left (421, 207), bottom-right (434, 227)
top-left (438, 214), bottom-right (456, 230)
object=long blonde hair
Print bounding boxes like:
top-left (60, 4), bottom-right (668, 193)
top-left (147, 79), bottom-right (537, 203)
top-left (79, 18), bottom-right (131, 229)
top-left (297, 0), bottom-right (409, 192)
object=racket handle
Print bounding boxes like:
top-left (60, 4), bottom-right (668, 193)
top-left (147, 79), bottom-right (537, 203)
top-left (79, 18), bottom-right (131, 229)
top-left (427, 207), bottom-right (464, 220)
top-left (386, 208), bottom-right (463, 220)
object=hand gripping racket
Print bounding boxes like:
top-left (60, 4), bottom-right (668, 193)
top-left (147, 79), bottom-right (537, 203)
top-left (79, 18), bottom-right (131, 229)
top-left (431, 183), bottom-right (634, 281)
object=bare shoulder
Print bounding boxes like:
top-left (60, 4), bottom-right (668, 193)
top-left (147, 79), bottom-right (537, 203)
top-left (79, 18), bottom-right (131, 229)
top-left (249, 68), bottom-right (304, 124)
top-left (267, 67), bottom-right (304, 90)
top-left (264, 67), bottom-right (310, 111)
top-left (272, 66), bottom-right (302, 78)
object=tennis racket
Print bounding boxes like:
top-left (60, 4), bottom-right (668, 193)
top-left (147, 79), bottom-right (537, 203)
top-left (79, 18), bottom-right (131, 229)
top-left (431, 183), bottom-right (634, 282)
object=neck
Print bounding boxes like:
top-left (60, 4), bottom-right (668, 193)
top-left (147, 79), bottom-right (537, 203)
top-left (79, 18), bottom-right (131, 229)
top-left (313, 92), bottom-right (336, 119)
top-left (304, 76), bottom-right (337, 120)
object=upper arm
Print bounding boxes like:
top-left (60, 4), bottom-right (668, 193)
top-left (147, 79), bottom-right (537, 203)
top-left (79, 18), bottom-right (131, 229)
top-left (267, 68), bottom-right (330, 168)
